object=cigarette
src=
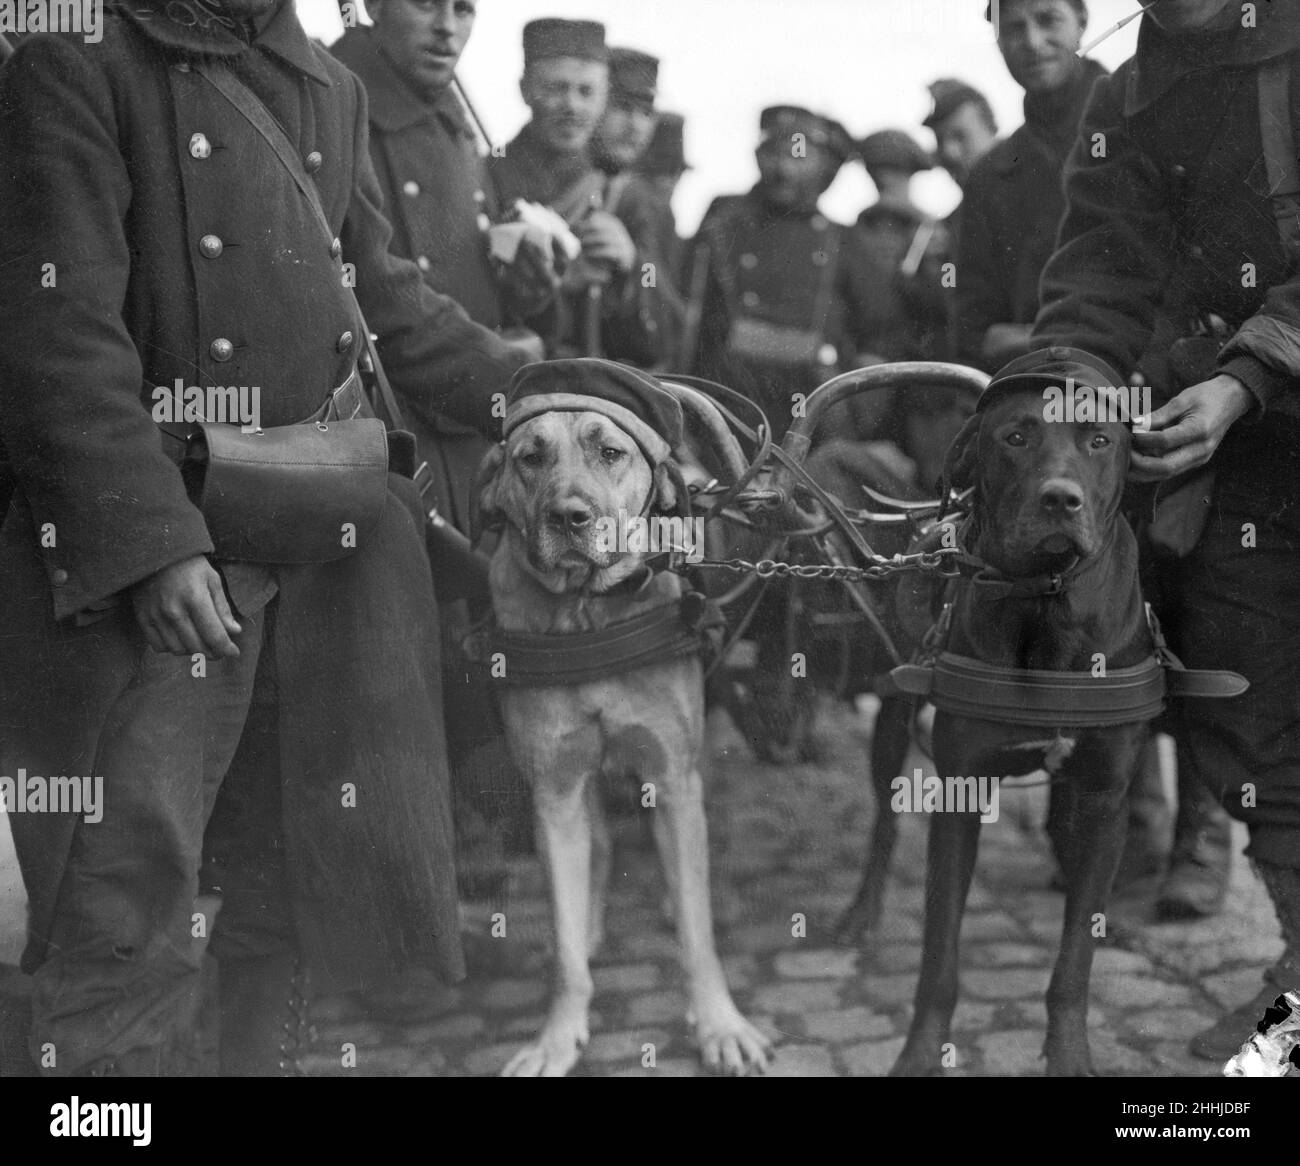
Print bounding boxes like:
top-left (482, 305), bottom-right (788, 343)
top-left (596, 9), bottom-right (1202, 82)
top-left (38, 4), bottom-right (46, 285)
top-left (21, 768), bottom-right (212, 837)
top-left (1078, 2), bottom-right (1157, 57)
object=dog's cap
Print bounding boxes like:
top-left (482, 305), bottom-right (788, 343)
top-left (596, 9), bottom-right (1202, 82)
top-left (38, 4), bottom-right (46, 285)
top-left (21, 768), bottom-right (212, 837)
top-left (504, 358), bottom-right (684, 465)
top-left (980, 346), bottom-right (1130, 414)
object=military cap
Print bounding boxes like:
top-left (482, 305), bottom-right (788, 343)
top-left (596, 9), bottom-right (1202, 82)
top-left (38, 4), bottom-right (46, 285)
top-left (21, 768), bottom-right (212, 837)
top-left (759, 105), bottom-right (854, 163)
top-left (981, 346), bottom-right (1128, 415)
top-left (637, 112), bottom-right (690, 177)
top-left (858, 129), bottom-right (934, 175)
top-left (505, 359), bottom-right (684, 465)
top-left (608, 46), bottom-right (659, 110)
top-left (522, 18), bottom-right (608, 67)
top-left (922, 78), bottom-right (995, 130)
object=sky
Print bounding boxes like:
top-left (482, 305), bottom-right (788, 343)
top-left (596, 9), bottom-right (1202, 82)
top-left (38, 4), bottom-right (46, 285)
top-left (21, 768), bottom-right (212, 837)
top-left (296, 0), bottom-right (1144, 233)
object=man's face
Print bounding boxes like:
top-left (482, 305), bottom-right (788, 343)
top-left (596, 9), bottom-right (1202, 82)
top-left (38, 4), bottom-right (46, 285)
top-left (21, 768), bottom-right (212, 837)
top-left (934, 101), bottom-right (998, 187)
top-left (368, 0), bottom-right (475, 97)
top-left (756, 139), bottom-right (836, 210)
top-left (1148, 0), bottom-right (1237, 33)
top-left (595, 102), bottom-right (658, 171)
top-left (995, 0), bottom-right (1085, 95)
top-left (521, 58), bottom-right (609, 153)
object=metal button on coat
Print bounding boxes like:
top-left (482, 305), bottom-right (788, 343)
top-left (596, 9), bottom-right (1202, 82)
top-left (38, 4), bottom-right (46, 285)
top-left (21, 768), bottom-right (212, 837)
top-left (210, 338), bottom-right (234, 362)
top-left (305, 150), bottom-right (323, 174)
top-left (416, 255), bottom-right (431, 272)
top-left (330, 237), bottom-right (343, 259)
top-left (51, 569), bottom-right (68, 586)
top-left (403, 180), bottom-right (420, 198)
top-left (337, 331), bottom-right (354, 353)
top-left (199, 234), bottom-right (223, 259)
top-left (190, 133), bottom-right (211, 159)
top-left (740, 253), bottom-right (758, 270)
top-left (742, 290), bottom-right (760, 308)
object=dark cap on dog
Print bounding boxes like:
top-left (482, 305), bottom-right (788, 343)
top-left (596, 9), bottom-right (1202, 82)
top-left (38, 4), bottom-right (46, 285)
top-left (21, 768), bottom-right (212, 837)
top-left (980, 346), bottom-right (1128, 412)
top-left (505, 359), bottom-right (684, 465)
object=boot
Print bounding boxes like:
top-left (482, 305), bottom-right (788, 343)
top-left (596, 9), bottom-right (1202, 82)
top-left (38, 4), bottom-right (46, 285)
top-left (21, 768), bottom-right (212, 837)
top-left (1189, 862), bottom-right (1300, 1061)
top-left (218, 949), bottom-right (313, 1077)
top-left (1156, 771), bottom-right (1231, 921)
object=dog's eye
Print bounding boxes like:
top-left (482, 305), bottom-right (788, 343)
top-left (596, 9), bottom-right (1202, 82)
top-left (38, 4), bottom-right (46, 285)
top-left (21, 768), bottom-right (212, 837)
top-left (1004, 431), bottom-right (1026, 447)
top-left (1090, 433), bottom-right (1111, 449)
top-left (518, 449), bottom-right (545, 467)
top-left (600, 446), bottom-right (626, 463)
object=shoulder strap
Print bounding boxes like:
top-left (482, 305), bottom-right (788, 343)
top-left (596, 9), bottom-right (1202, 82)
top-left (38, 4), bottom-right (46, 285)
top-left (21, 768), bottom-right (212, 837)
top-left (193, 61), bottom-right (411, 435)
top-left (1258, 52), bottom-right (1300, 261)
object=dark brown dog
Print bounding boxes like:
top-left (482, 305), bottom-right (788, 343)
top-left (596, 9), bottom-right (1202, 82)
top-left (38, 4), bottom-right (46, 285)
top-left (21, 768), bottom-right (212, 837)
top-left (867, 351), bottom-right (1156, 1076)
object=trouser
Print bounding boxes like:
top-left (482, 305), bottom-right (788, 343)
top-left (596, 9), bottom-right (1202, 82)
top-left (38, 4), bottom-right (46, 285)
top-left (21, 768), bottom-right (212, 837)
top-left (13, 600), bottom-right (291, 1075)
top-left (1152, 415), bottom-right (1300, 871)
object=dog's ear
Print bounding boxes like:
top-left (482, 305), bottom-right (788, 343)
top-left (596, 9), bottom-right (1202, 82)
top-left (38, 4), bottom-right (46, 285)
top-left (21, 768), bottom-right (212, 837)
top-left (652, 460), bottom-right (691, 520)
top-left (939, 412), bottom-right (982, 504)
top-left (470, 442), bottom-right (507, 545)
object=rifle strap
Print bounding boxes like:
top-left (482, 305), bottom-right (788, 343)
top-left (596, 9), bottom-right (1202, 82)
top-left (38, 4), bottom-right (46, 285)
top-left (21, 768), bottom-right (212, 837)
top-left (194, 61), bottom-right (411, 435)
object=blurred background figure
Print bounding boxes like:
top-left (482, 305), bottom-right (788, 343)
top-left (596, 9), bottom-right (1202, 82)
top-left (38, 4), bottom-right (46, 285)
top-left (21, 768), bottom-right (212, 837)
top-left (954, 0), bottom-right (1107, 371)
top-left (634, 111), bottom-right (692, 285)
top-left (923, 77), bottom-right (999, 193)
top-left (490, 18), bottom-right (662, 364)
top-left (683, 104), bottom-right (863, 436)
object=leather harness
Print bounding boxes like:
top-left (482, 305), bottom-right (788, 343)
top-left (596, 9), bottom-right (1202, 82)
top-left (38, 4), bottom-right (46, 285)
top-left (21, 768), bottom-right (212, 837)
top-left (889, 589), bottom-right (1248, 729)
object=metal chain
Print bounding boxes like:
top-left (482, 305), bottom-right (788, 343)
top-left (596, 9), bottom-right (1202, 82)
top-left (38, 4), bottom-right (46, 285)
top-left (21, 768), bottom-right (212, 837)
top-left (676, 546), bottom-right (960, 582)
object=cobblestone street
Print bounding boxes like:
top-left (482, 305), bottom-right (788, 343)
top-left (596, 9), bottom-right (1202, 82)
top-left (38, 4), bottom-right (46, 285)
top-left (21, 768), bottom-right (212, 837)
top-left (296, 698), bottom-right (1283, 1078)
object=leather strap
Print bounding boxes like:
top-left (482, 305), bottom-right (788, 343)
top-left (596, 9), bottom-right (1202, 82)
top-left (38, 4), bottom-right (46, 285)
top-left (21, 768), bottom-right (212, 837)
top-left (194, 63), bottom-right (412, 439)
top-left (1259, 53), bottom-right (1300, 262)
top-left (891, 652), bottom-right (1168, 728)
top-left (463, 593), bottom-right (724, 687)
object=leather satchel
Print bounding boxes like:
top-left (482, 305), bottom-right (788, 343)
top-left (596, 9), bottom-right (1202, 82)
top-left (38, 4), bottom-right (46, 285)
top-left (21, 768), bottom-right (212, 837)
top-left (183, 416), bottom-right (390, 564)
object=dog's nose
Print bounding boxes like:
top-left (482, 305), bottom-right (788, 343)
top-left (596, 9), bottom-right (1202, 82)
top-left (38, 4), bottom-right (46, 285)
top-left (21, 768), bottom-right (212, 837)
top-left (1039, 478), bottom-right (1085, 515)
top-left (550, 501), bottom-right (593, 530)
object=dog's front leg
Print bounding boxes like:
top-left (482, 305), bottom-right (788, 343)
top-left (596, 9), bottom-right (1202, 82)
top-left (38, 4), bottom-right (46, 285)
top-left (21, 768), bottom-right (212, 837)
top-left (1044, 773), bottom-right (1130, 1078)
top-left (501, 770), bottom-right (596, 1078)
top-left (892, 808), bottom-right (983, 1076)
top-left (654, 765), bottom-right (773, 1075)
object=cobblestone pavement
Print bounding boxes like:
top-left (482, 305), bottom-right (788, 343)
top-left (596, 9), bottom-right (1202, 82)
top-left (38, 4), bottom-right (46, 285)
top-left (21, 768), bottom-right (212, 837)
top-left (300, 698), bottom-right (1284, 1078)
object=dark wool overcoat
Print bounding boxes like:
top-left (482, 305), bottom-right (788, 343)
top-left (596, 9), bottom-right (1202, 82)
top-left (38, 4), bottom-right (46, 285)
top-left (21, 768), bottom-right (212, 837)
top-left (0, 0), bottom-right (524, 987)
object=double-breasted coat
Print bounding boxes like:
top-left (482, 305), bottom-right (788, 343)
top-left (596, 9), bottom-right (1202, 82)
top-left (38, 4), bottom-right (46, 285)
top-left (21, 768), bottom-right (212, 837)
top-left (0, 0), bottom-right (523, 988)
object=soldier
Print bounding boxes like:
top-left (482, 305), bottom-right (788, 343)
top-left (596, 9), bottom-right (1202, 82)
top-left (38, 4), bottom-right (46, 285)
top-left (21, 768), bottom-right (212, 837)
top-left (489, 19), bottom-right (659, 364)
top-left (954, 0), bottom-right (1108, 370)
top-left (0, 0), bottom-right (525, 1075)
top-left (589, 46), bottom-right (684, 369)
top-left (635, 111), bottom-right (691, 272)
top-left (331, 0), bottom-right (553, 538)
top-left (684, 104), bottom-right (863, 441)
top-left (921, 77), bottom-right (999, 251)
top-left (1033, 0), bottom-right (1300, 1058)
top-left (853, 129), bottom-right (950, 366)
top-left (923, 78), bottom-right (999, 195)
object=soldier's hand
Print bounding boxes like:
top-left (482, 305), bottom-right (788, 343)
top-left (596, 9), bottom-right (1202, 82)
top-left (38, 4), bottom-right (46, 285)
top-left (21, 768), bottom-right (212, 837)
top-left (577, 211), bottom-right (635, 273)
top-left (498, 226), bottom-right (560, 317)
top-left (1129, 374), bottom-right (1254, 482)
top-left (131, 554), bottom-right (241, 658)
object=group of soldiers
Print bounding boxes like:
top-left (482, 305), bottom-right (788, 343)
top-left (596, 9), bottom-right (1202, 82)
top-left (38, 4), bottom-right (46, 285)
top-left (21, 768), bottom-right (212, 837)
top-left (0, 0), bottom-right (1298, 1076)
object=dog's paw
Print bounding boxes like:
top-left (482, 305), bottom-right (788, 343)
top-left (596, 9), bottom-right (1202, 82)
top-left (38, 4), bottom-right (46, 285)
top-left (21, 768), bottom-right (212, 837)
top-left (500, 1010), bottom-right (589, 1078)
top-left (691, 1003), bottom-right (774, 1076)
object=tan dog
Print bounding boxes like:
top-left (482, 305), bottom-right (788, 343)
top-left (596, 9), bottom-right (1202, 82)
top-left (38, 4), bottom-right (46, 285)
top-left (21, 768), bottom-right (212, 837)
top-left (476, 360), bottom-right (771, 1078)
